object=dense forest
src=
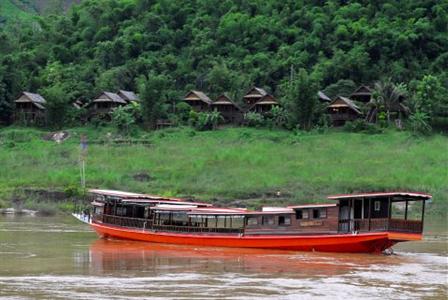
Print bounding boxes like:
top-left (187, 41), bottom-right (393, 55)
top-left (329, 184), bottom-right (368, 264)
top-left (0, 0), bottom-right (447, 130)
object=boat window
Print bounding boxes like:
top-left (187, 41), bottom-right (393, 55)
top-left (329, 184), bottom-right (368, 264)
top-left (312, 208), bottom-right (327, 219)
top-left (295, 209), bottom-right (309, 219)
top-left (231, 216), bottom-right (244, 228)
top-left (246, 217), bottom-right (258, 225)
top-left (374, 201), bottom-right (381, 211)
top-left (116, 206), bottom-right (127, 216)
top-left (93, 206), bottom-right (103, 214)
top-left (262, 216), bottom-right (275, 225)
top-left (279, 215), bottom-right (291, 226)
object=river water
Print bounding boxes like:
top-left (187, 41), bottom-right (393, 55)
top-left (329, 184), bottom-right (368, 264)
top-left (0, 215), bottom-right (447, 299)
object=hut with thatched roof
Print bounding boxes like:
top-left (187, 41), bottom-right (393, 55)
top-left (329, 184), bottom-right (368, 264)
top-left (327, 96), bottom-right (362, 126)
top-left (14, 92), bottom-right (47, 125)
top-left (183, 90), bottom-right (212, 112)
top-left (243, 87), bottom-right (268, 107)
top-left (350, 85), bottom-right (373, 103)
top-left (118, 90), bottom-right (139, 103)
top-left (86, 92), bottom-right (127, 119)
top-left (211, 94), bottom-right (243, 123)
top-left (248, 94), bottom-right (279, 113)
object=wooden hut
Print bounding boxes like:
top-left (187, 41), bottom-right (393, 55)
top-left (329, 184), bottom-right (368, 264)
top-left (118, 90), bottom-right (139, 103)
top-left (243, 87), bottom-right (268, 107)
top-left (14, 92), bottom-right (47, 124)
top-left (211, 94), bottom-right (243, 123)
top-left (350, 85), bottom-right (372, 103)
top-left (183, 90), bottom-right (212, 112)
top-left (86, 92), bottom-right (127, 119)
top-left (327, 96), bottom-right (362, 126)
top-left (318, 91), bottom-right (331, 103)
top-left (249, 94), bottom-right (279, 113)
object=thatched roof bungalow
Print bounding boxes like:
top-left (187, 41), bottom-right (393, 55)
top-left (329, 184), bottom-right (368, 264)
top-left (243, 87), bottom-right (268, 107)
top-left (327, 96), bottom-right (362, 126)
top-left (14, 92), bottom-right (47, 124)
top-left (350, 85), bottom-right (372, 103)
top-left (183, 90), bottom-right (212, 112)
top-left (211, 94), bottom-right (243, 123)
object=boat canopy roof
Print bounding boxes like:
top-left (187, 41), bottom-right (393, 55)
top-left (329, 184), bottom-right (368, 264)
top-left (288, 203), bottom-right (337, 209)
top-left (327, 192), bottom-right (431, 201)
top-left (89, 189), bottom-right (212, 207)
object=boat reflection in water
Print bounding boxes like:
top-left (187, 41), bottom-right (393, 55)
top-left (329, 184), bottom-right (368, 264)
top-left (87, 238), bottom-right (405, 277)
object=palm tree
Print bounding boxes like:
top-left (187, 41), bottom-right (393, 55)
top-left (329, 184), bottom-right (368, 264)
top-left (372, 79), bottom-right (407, 124)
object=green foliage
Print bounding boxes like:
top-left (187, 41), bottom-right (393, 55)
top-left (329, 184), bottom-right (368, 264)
top-left (322, 80), bottom-right (357, 99)
top-left (139, 73), bottom-right (169, 129)
top-left (372, 79), bottom-right (407, 124)
top-left (285, 68), bottom-right (319, 130)
top-left (189, 111), bottom-right (222, 131)
top-left (111, 104), bottom-right (140, 134)
top-left (409, 111), bottom-right (432, 135)
top-left (41, 84), bottom-right (73, 128)
top-left (344, 119), bottom-right (383, 134)
top-left (412, 75), bottom-right (448, 122)
top-left (0, 0), bottom-right (446, 128)
top-left (244, 112), bottom-right (265, 128)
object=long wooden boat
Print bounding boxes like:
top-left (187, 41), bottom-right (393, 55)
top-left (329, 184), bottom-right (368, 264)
top-left (75, 189), bottom-right (430, 253)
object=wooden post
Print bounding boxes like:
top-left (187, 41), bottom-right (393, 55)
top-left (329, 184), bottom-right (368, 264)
top-left (421, 200), bottom-right (426, 232)
top-left (404, 200), bottom-right (408, 220)
top-left (368, 198), bottom-right (371, 231)
top-left (388, 197), bottom-right (392, 230)
top-left (348, 199), bottom-right (352, 232)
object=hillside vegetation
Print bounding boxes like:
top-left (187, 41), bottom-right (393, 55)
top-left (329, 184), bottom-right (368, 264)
top-left (0, 0), bottom-right (447, 124)
top-left (0, 127), bottom-right (446, 215)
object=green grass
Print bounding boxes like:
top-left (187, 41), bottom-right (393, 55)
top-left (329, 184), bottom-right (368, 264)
top-left (0, 126), bottom-right (447, 215)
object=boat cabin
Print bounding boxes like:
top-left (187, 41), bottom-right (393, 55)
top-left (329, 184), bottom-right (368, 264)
top-left (328, 192), bottom-right (430, 234)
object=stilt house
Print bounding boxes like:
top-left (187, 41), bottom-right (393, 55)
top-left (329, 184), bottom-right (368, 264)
top-left (211, 94), bottom-right (243, 123)
top-left (14, 92), bottom-right (47, 124)
top-left (86, 92), bottom-right (127, 119)
top-left (350, 85), bottom-right (373, 103)
top-left (183, 90), bottom-right (212, 112)
top-left (249, 94), bottom-right (279, 113)
top-left (327, 96), bottom-right (362, 126)
top-left (243, 87), bottom-right (268, 107)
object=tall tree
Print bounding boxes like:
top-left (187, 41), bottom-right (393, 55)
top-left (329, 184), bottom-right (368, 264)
top-left (139, 73), bottom-right (169, 129)
top-left (286, 68), bottom-right (318, 130)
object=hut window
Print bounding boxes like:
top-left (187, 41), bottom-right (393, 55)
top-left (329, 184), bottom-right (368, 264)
top-left (295, 209), bottom-right (309, 219)
top-left (312, 208), bottom-right (327, 219)
top-left (262, 216), bottom-right (275, 225)
top-left (279, 215), bottom-right (291, 226)
top-left (374, 201), bottom-right (381, 211)
top-left (246, 217), bottom-right (258, 225)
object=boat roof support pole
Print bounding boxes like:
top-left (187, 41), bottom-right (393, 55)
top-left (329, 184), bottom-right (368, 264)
top-left (404, 200), bottom-right (408, 220)
top-left (421, 200), bottom-right (426, 233)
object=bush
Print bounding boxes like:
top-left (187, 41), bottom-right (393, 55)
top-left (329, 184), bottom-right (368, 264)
top-left (189, 111), bottom-right (222, 131)
top-left (344, 119), bottom-right (383, 134)
top-left (409, 111), bottom-right (432, 135)
top-left (244, 112), bottom-right (265, 127)
top-left (111, 103), bottom-right (141, 134)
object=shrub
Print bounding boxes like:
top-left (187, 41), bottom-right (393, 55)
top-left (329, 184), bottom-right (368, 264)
top-left (244, 112), bottom-right (265, 127)
top-left (344, 119), bottom-right (383, 134)
top-left (189, 111), bottom-right (222, 131)
top-left (409, 111), bottom-right (432, 135)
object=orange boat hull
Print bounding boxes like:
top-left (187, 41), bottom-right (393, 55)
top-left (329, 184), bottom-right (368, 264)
top-left (90, 222), bottom-right (421, 253)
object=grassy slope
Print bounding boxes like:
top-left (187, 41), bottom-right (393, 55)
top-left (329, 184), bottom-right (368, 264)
top-left (0, 126), bottom-right (447, 214)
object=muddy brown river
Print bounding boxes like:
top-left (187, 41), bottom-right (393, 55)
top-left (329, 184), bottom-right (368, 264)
top-left (0, 215), bottom-right (447, 299)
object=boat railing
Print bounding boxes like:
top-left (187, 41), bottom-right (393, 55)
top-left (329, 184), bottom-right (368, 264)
top-left (93, 213), bottom-right (243, 234)
top-left (93, 214), bottom-right (150, 229)
top-left (338, 218), bottom-right (422, 233)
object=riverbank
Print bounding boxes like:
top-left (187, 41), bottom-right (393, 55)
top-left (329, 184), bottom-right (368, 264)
top-left (0, 126), bottom-right (446, 216)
